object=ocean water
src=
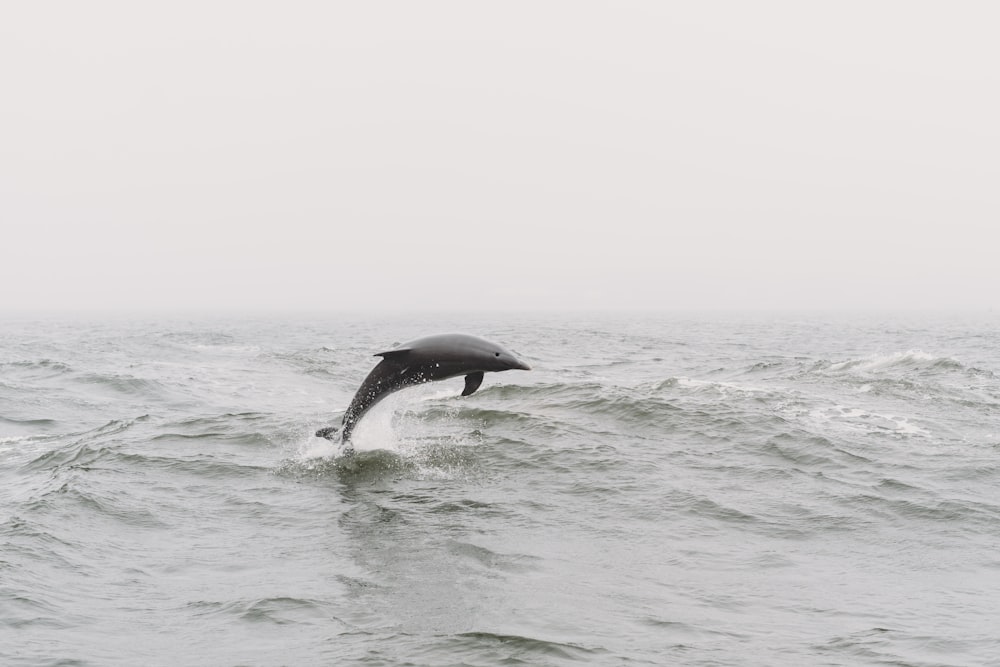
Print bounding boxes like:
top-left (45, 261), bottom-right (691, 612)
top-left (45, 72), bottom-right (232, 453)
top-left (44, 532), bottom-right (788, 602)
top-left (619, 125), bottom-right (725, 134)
top-left (2, 311), bottom-right (1000, 666)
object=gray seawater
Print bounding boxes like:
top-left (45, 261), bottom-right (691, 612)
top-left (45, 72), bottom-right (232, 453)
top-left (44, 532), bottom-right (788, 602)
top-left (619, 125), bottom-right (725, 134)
top-left (2, 312), bottom-right (1000, 666)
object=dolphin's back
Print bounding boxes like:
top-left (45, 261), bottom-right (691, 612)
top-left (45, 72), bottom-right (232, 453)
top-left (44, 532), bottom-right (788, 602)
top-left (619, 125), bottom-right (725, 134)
top-left (375, 334), bottom-right (496, 365)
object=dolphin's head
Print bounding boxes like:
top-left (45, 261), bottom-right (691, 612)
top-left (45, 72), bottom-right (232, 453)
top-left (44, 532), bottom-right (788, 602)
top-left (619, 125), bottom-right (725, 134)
top-left (485, 342), bottom-right (532, 373)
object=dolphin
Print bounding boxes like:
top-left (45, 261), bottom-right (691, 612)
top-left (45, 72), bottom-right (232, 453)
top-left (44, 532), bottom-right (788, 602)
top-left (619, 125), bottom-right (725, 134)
top-left (316, 333), bottom-right (530, 448)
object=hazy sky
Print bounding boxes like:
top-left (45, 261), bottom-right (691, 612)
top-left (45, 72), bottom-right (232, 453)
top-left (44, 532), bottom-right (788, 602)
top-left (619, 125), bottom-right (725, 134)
top-left (2, 2), bottom-right (997, 312)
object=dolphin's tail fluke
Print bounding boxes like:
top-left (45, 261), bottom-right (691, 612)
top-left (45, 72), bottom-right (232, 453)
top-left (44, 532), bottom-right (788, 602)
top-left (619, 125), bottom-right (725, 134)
top-left (315, 424), bottom-right (355, 457)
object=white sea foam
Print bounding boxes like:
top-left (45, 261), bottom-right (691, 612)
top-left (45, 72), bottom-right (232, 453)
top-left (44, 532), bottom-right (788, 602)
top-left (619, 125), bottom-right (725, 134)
top-left (806, 404), bottom-right (931, 437)
top-left (296, 436), bottom-right (340, 461)
top-left (417, 387), bottom-right (464, 402)
top-left (828, 350), bottom-right (944, 373)
top-left (0, 437), bottom-right (26, 460)
top-left (349, 397), bottom-right (406, 454)
top-left (669, 376), bottom-right (780, 396)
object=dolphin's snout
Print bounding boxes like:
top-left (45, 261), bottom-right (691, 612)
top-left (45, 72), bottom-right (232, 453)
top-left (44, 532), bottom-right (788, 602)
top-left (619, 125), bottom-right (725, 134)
top-left (514, 358), bottom-right (532, 371)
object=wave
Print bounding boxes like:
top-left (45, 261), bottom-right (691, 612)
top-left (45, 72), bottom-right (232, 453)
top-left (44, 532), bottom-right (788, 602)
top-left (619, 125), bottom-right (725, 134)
top-left (18, 418), bottom-right (146, 472)
top-left (447, 631), bottom-right (607, 662)
top-left (806, 403), bottom-right (934, 438)
top-left (14, 415), bottom-right (273, 492)
top-left (151, 412), bottom-right (277, 448)
top-left (809, 350), bottom-right (992, 378)
top-left (71, 372), bottom-right (168, 397)
top-left (480, 381), bottom-right (689, 431)
top-left (477, 381), bottom-right (606, 400)
top-left (796, 351), bottom-right (1000, 413)
top-left (759, 433), bottom-right (856, 469)
top-left (185, 597), bottom-right (334, 625)
top-left (0, 588), bottom-right (78, 631)
top-left (417, 404), bottom-right (535, 430)
top-left (836, 492), bottom-right (1000, 537)
top-left (0, 514), bottom-right (79, 555)
top-left (640, 617), bottom-right (750, 642)
top-left (0, 417), bottom-right (59, 428)
top-left (0, 359), bottom-right (73, 378)
top-left (259, 347), bottom-right (346, 378)
top-left (445, 539), bottom-right (542, 573)
top-left (16, 472), bottom-right (167, 529)
top-left (815, 626), bottom-right (993, 666)
top-left (22, 441), bottom-right (270, 485)
top-left (655, 376), bottom-right (787, 400)
top-left (156, 330), bottom-right (239, 347)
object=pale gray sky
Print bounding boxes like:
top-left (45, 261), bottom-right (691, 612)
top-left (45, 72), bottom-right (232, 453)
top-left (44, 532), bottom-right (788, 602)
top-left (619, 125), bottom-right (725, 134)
top-left (2, 2), bottom-right (997, 312)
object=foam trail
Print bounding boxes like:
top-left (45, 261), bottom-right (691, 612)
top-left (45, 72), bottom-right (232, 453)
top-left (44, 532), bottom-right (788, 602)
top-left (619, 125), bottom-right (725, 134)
top-left (297, 437), bottom-right (340, 461)
top-left (349, 382), bottom-right (471, 456)
top-left (350, 386), bottom-right (451, 454)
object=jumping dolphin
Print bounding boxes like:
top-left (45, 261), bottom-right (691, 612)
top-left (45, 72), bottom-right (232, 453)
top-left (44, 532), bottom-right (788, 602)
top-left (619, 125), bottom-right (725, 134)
top-left (316, 333), bottom-right (530, 448)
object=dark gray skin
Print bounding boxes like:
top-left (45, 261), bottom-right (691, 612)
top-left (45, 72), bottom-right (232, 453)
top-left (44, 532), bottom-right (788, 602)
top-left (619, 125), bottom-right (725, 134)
top-left (316, 333), bottom-right (530, 448)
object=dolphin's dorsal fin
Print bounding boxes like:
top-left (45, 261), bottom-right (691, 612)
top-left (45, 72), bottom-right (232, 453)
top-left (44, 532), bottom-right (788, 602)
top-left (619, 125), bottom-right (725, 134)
top-left (462, 371), bottom-right (485, 396)
top-left (374, 347), bottom-right (411, 360)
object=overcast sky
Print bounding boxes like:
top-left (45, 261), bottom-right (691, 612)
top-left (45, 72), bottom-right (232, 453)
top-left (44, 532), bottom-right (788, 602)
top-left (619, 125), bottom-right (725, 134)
top-left (2, 2), bottom-right (997, 312)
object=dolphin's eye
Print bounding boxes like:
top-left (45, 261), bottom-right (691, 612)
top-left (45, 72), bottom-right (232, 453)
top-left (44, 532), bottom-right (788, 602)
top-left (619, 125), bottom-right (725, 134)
top-left (495, 352), bottom-right (500, 357)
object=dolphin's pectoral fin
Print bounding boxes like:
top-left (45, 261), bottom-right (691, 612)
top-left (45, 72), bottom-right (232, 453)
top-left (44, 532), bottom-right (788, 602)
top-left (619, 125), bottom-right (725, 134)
top-left (462, 371), bottom-right (485, 396)
top-left (315, 426), bottom-right (340, 439)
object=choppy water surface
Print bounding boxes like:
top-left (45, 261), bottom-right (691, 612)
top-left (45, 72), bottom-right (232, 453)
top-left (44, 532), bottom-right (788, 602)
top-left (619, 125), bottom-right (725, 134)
top-left (2, 312), bottom-right (1000, 666)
